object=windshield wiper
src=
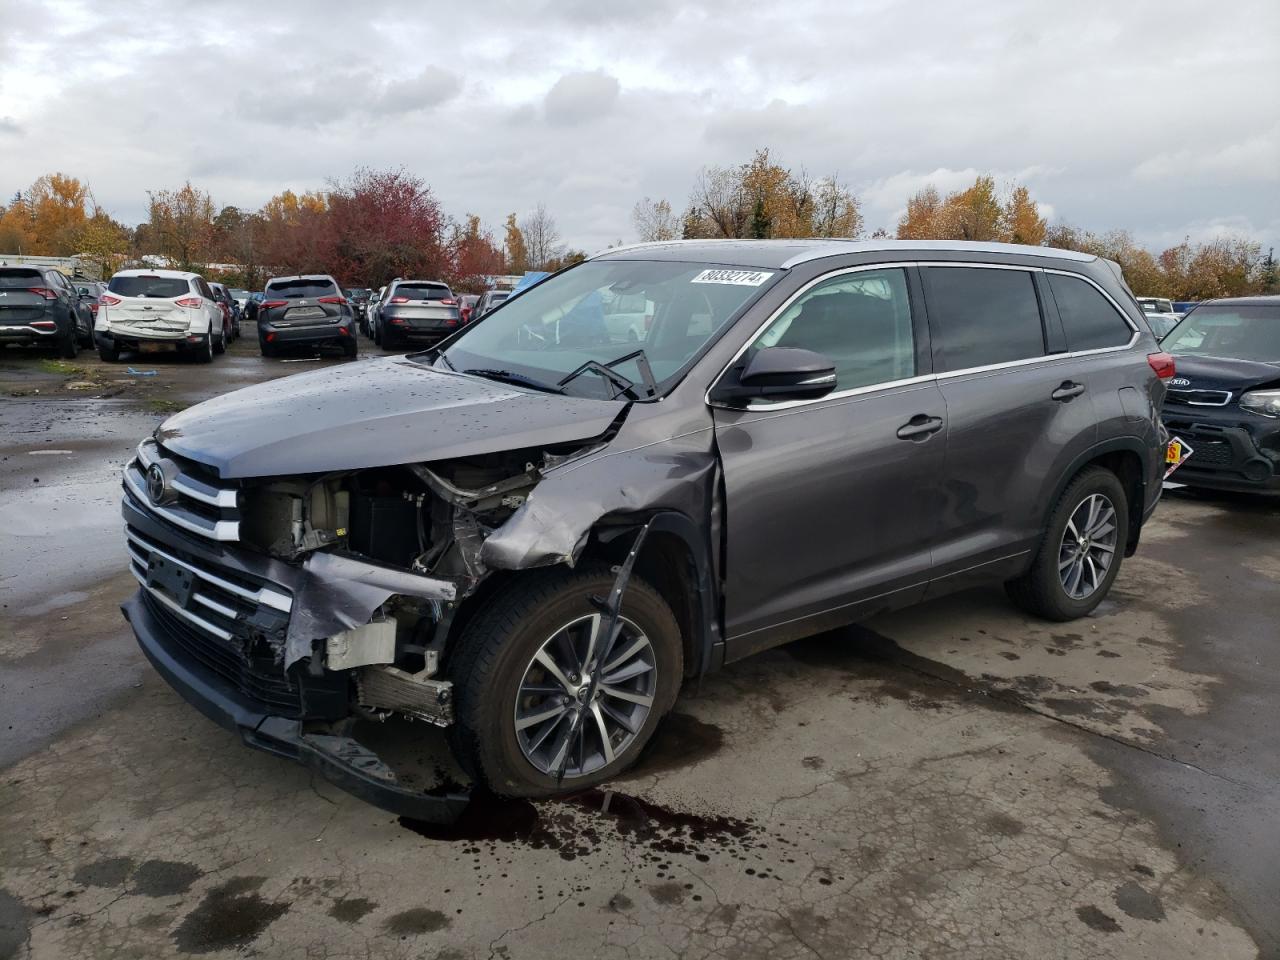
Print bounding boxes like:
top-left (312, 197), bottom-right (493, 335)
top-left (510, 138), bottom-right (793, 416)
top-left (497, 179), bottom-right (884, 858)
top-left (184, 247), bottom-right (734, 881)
top-left (462, 368), bottom-right (564, 394)
top-left (558, 348), bottom-right (659, 400)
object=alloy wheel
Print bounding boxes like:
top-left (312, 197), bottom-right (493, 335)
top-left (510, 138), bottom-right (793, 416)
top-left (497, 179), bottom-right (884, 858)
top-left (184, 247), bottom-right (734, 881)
top-left (513, 613), bottom-right (657, 779)
top-left (1058, 493), bottom-right (1118, 600)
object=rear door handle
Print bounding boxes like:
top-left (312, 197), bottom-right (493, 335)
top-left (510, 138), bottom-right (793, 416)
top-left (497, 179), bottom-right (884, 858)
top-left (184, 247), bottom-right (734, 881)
top-left (896, 415), bottom-right (944, 440)
top-left (1051, 381), bottom-right (1086, 402)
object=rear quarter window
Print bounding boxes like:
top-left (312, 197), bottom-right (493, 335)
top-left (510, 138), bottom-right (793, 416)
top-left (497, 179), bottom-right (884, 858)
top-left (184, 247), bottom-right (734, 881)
top-left (924, 266), bottom-right (1046, 371)
top-left (1046, 273), bottom-right (1135, 351)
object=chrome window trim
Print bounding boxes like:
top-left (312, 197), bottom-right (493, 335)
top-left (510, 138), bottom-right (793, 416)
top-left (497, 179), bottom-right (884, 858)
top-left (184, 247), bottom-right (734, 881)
top-left (706, 260), bottom-right (1145, 412)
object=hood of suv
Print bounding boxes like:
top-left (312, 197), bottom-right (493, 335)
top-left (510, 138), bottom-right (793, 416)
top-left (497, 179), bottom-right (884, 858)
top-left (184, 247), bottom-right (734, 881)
top-left (155, 358), bottom-right (624, 478)
top-left (1167, 355), bottom-right (1280, 393)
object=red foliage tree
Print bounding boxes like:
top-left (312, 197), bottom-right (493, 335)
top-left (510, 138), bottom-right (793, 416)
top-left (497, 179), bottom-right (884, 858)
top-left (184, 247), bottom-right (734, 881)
top-left (451, 214), bottom-right (507, 292)
top-left (323, 168), bottom-right (453, 288)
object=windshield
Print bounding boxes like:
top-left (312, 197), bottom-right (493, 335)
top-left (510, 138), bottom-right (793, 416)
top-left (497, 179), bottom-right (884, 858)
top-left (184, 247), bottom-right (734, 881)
top-left (108, 275), bottom-right (192, 298)
top-left (1161, 305), bottom-right (1280, 362)
top-left (230, 289), bottom-right (249, 298)
top-left (438, 260), bottom-right (778, 399)
top-left (266, 278), bottom-right (338, 299)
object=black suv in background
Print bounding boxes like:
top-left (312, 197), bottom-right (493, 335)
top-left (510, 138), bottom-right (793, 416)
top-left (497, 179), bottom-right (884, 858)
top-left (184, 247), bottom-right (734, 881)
top-left (257, 274), bottom-right (357, 358)
top-left (375, 278), bottom-right (459, 350)
top-left (1160, 296), bottom-right (1280, 494)
top-left (119, 239), bottom-right (1171, 821)
top-left (0, 265), bottom-right (93, 357)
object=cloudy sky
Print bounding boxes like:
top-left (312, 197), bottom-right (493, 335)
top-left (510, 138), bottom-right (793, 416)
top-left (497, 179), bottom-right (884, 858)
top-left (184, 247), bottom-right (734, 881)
top-left (2, 0), bottom-right (1277, 254)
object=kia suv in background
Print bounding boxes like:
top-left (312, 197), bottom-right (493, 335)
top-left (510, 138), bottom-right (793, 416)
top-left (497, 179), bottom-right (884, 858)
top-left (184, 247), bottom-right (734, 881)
top-left (1160, 296), bottom-right (1280, 494)
top-left (257, 274), bottom-right (357, 359)
top-left (375, 278), bottom-right (459, 350)
top-left (95, 269), bottom-right (226, 362)
top-left (117, 239), bottom-right (1173, 820)
top-left (0, 265), bottom-right (92, 357)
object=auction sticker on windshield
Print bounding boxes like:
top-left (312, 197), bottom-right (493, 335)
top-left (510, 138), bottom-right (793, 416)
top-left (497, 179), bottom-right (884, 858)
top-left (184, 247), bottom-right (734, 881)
top-left (690, 269), bottom-right (774, 286)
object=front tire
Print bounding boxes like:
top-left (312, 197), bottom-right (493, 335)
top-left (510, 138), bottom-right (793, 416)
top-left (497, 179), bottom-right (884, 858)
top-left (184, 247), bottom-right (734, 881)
top-left (1006, 466), bottom-right (1129, 621)
top-left (448, 563), bottom-right (683, 798)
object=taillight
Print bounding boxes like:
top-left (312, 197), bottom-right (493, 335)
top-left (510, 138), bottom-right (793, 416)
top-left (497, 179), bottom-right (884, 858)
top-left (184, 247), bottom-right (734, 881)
top-left (389, 296), bottom-right (410, 304)
top-left (261, 300), bottom-right (288, 309)
top-left (100, 293), bottom-right (122, 306)
top-left (175, 297), bottom-right (203, 308)
top-left (90, 304), bottom-right (99, 315)
top-left (439, 298), bottom-right (457, 306)
top-left (27, 287), bottom-right (57, 300)
top-left (1147, 352), bottom-right (1176, 380)
top-left (317, 295), bottom-right (346, 304)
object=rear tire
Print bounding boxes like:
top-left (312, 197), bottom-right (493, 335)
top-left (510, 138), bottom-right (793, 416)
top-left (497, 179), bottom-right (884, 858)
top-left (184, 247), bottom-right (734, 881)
top-left (380, 331), bottom-right (399, 351)
top-left (97, 339), bottom-right (121, 362)
top-left (213, 326), bottom-right (226, 355)
top-left (448, 563), bottom-right (683, 798)
top-left (259, 339), bottom-right (276, 358)
top-left (1005, 466), bottom-right (1129, 621)
top-left (192, 333), bottom-right (213, 364)
top-left (342, 338), bottom-right (358, 358)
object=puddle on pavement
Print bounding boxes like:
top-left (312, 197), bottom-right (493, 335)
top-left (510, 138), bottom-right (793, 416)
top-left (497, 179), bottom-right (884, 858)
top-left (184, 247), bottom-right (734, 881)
top-left (400, 785), bottom-right (761, 863)
top-left (395, 709), bottom-right (758, 862)
top-left (0, 474), bottom-right (126, 607)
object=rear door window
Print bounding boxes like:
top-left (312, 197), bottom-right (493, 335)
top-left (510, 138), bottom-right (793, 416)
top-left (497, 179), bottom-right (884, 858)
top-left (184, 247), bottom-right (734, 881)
top-left (267, 278), bottom-right (339, 298)
top-left (924, 266), bottom-right (1045, 372)
top-left (107, 275), bottom-right (192, 298)
top-left (1046, 273), bottom-right (1135, 351)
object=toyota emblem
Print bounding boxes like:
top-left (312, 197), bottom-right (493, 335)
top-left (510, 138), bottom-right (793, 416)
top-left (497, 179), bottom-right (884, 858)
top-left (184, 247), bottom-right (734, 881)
top-left (146, 463), bottom-right (169, 504)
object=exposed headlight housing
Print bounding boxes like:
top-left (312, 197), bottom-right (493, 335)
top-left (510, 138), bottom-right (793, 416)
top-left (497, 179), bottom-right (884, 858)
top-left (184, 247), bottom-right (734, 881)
top-left (1240, 389), bottom-right (1280, 419)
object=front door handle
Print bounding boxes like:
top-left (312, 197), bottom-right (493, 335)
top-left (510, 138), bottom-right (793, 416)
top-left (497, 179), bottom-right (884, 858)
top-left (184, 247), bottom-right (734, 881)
top-left (1052, 381), bottom-right (1086, 402)
top-left (897, 414), bottom-right (944, 440)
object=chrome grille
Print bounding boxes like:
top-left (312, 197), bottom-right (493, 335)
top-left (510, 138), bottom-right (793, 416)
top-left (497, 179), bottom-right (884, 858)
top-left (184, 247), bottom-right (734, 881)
top-left (126, 524), bottom-right (300, 714)
top-left (124, 439), bottom-right (241, 541)
top-left (1166, 389), bottom-right (1232, 407)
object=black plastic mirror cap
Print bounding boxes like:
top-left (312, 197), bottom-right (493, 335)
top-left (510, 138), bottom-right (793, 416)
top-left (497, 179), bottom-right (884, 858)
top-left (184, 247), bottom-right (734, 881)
top-left (741, 347), bottom-right (836, 385)
top-left (711, 347), bottom-right (838, 404)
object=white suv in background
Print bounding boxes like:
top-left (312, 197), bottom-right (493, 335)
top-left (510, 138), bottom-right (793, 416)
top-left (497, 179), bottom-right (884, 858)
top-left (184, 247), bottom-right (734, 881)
top-left (95, 269), bottom-right (226, 363)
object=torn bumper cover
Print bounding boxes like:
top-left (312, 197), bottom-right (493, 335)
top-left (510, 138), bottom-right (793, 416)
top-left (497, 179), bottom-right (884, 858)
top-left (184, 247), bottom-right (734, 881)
top-left (121, 494), bottom-right (470, 821)
top-left (123, 591), bottom-right (469, 823)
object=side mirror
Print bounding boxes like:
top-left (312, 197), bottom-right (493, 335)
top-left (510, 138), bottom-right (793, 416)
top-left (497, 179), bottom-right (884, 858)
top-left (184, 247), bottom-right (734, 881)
top-left (710, 347), bottom-right (837, 405)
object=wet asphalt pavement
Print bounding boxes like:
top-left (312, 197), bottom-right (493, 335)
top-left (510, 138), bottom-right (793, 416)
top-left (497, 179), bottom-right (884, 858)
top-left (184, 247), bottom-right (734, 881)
top-left (0, 335), bottom-right (1276, 959)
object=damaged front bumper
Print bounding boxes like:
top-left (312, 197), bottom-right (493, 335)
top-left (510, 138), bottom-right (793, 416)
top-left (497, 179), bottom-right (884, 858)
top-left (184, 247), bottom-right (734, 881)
top-left (121, 493), bottom-right (471, 822)
top-left (125, 589), bottom-right (469, 821)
